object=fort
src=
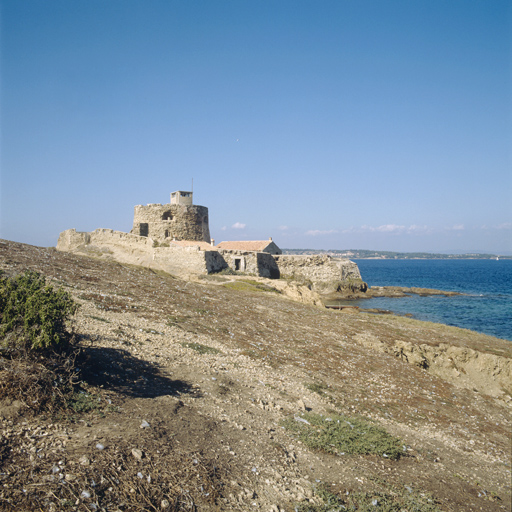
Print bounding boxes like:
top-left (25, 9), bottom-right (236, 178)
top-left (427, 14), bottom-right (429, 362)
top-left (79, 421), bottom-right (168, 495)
top-left (131, 191), bottom-right (210, 243)
top-left (57, 191), bottom-right (367, 296)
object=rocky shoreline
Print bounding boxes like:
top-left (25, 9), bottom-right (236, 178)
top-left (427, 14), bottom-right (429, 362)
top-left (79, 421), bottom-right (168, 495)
top-left (366, 286), bottom-right (462, 298)
top-left (324, 286), bottom-right (462, 302)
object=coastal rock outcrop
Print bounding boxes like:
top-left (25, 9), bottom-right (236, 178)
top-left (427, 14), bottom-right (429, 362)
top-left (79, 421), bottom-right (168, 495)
top-left (367, 286), bottom-right (462, 298)
top-left (353, 333), bottom-right (512, 398)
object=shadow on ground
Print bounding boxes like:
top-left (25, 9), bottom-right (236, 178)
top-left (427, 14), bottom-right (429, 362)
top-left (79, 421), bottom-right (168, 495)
top-left (78, 346), bottom-right (198, 398)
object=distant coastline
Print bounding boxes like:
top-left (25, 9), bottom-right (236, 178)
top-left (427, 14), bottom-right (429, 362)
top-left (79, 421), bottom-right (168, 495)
top-left (282, 249), bottom-right (510, 260)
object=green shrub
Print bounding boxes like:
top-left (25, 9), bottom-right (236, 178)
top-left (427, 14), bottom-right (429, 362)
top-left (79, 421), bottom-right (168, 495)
top-left (282, 412), bottom-right (403, 459)
top-left (180, 342), bottom-right (221, 355)
top-left (223, 279), bottom-right (280, 293)
top-left (216, 267), bottom-right (237, 275)
top-left (152, 240), bottom-right (170, 248)
top-left (305, 381), bottom-right (329, 395)
top-left (0, 271), bottom-right (78, 353)
top-left (68, 391), bottom-right (102, 413)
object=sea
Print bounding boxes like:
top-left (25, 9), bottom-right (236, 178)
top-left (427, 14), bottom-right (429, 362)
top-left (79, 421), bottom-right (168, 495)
top-left (340, 259), bottom-right (512, 341)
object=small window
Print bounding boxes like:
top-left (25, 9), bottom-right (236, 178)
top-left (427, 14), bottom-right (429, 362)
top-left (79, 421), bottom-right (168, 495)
top-left (234, 258), bottom-right (241, 271)
top-left (162, 211), bottom-right (173, 220)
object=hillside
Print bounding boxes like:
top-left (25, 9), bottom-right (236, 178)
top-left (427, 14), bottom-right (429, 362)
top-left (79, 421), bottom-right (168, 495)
top-left (0, 239), bottom-right (511, 511)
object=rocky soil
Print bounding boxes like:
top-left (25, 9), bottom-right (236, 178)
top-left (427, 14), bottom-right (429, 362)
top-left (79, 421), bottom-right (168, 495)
top-left (0, 239), bottom-right (511, 511)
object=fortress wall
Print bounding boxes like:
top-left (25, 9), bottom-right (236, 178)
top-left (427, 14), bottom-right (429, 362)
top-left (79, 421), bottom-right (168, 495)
top-left (204, 251), bottom-right (227, 273)
top-left (257, 252), bottom-right (281, 278)
top-left (56, 228), bottom-right (90, 251)
top-left (57, 228), bottom-right (217, 277)
top-left (132, 204), bottom-right (210, 243)
top-left (273, 255), bottom-right (365, 294)
top-left (57, 230), bottom-right (365, 291)
top-left (338, 258), bottom-right (365, 280)
top-left (57, 228), bottom-right (154, 251)
top-left (151, 246), bottom-right (220, 275)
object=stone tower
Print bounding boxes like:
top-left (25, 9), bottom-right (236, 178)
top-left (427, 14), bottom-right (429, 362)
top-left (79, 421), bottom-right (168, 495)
top-left (131, 191), bottom-right (210, 243)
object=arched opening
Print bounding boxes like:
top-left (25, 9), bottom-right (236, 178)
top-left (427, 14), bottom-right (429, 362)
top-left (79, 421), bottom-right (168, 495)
top-left (162, 211), bottom-right (173, 221)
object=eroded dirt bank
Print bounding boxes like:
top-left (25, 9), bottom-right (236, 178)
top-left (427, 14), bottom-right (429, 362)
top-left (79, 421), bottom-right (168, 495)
top-left (0, 240), bottom-right (511, 511)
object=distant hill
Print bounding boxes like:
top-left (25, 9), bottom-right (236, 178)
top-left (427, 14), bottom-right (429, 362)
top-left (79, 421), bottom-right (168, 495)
top-left (281, 249), bottom-right (510, 259)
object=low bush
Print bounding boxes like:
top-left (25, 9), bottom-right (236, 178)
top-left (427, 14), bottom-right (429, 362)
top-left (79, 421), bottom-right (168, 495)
top-left (0, 271), bottom-right (79, 413)
top-left (305, 381), bottom-right (329, 395)
top-left (282, 412), bottom-right (404, 460)
top-left (216, 267), bottom-right (237, 275)
top-left (180, 342), bottom-right (221, 355)
top-left (0, 270), bottom-right (78, 353)
top-left (223, 279), bottom-right (280, 293)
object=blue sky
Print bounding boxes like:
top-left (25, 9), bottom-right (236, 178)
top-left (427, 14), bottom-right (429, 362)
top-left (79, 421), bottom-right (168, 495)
top-left (1, 0), bottom-right (511, 253)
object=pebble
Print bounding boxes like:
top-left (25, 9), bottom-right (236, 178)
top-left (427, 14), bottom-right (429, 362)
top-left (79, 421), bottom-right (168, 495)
top-left (132, 448), bottom-right (143, 460)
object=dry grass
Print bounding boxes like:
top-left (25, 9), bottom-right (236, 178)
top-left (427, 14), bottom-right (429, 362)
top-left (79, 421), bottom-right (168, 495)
top-left (0, 349), bottom-right (79, 415)
top-left (0, 437), bottom-right (222, 511)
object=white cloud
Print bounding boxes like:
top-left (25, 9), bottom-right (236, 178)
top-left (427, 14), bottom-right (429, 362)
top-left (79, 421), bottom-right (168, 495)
top-left (447, 224), bottom-right (465, 231)
top-left (221, 226), bottom-right (227, 231)
top-left (406, 225), bottom-right (432, 234)
top-left (232, 222), bottom-right (246, 229)
top-left (278, 225), bottom-right (288, 231)
top-left (352, 224), bottom-right (406, 234)
top-left (496, 222), bottom-right (512, 230)
top-left (305, 229), bottom-right (338, 236)
top-left (342, 224), bottom-right (432, 235)
top-left (375, 224), bottom-right (406, 233)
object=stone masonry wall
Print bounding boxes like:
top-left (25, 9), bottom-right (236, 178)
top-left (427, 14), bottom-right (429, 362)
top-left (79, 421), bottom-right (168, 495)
top-left (57, 230), bottom-right (365, 293)
top-left (131, 204), bottom-right (210, 243)
top-left (56, 228), bottom-right (221, 277)
top-left (218, 250), bottom-right (280, 278)
top-left (273, 254), bottom-right (365, 294)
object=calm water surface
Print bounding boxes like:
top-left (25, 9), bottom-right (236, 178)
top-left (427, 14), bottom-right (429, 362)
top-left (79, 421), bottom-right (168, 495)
top-left (341, 259), bottom-right (512, 341)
